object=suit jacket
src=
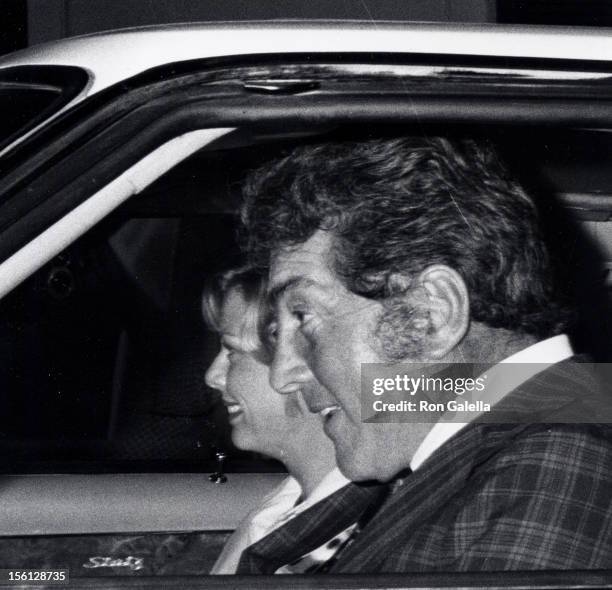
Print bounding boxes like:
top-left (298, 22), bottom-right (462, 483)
top-left (332, 358), bottom-right (612, 572)
top-left (236, 479), bottom-right (387, 574)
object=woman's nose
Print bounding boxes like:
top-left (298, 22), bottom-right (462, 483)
top-left (205, 351), bottom-right (227, 393)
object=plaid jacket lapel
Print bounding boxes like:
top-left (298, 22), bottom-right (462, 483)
top-left (236, 481), bottom-right (386, 574)
top-left (333, 424), bottom-right (485, 572)
top-left (334, 357), bottom-right (611, 572)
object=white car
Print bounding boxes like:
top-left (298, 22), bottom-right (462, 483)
top-left (0, 21), bottom-right (611, 588)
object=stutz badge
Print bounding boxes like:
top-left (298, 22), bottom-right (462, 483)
top-left (82, 556), bottom-right (145, 571)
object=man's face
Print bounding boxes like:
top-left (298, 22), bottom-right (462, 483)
top-left (269, 230), bottom-right (430, 481)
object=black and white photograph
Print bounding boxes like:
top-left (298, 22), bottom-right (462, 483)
top-left (0, 1), bottom-right (612, 588)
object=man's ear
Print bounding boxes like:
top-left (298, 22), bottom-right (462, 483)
top-left (416, 265), bottom-right (470, 359)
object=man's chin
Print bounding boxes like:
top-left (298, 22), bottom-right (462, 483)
top-left (335, 448), bottom-right (380, 482)
top-left (335, 443), bottom-right (405, 482)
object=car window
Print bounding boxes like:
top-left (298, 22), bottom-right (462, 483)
top-left (1, 127), bottom-right (611, 474)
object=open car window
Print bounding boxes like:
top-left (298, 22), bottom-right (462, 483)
top-left (2, 123), bottom-right (612, 463)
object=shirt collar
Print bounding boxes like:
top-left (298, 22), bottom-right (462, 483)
top-left (303, 467), bottom-right (351, 507)
top-left (273, 467), bottom-right (350, 528)
top-left (500, 333), bottom-right (573, 364)
top-left (409, 334), bottom-right (573, 472)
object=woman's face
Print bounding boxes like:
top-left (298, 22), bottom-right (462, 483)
top-left (205, 287), bottom-right (295, 458)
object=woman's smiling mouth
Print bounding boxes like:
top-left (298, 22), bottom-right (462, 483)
top-left (223, 399), bottom-right (244, 422)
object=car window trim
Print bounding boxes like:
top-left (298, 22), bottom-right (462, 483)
top-left (4, 53), bottom-right (612, 192)
top-left (0, 127), bottom-right (235, 299)
top-left (2, 58), bottom-right (612, 272)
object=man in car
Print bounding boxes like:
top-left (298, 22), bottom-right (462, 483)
top-left (239, 136), bottom-right (612, 572)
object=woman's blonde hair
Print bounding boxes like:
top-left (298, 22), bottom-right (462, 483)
top-left (202, 266), bottom-right (272, 363)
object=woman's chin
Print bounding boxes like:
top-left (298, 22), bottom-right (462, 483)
top-left (231, 430), bottom-right (278, 458)
top-left (231, 429), bottom-right (256, 452)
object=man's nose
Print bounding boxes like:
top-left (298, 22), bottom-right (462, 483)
top-left (205, 352), bottom-right (227, 393)
top-left (270, 336), bottom-right (311, 394)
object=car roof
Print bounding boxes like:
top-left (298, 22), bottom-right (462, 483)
top-left (1, 21), bottom-right (612, 97)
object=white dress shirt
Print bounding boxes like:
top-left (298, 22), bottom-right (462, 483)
top-left (410, 334), bottom-right (574, 471)
top-left (211, 467), bottom-right (349, 574)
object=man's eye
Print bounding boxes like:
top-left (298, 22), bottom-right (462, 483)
top-left (291, 309), bottom-right (320, 342)
top-left (292, 309), bottom-right (311, 323)
top-left (265, 322), bottom-right (278, 345)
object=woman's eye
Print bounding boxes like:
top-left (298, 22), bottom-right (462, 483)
top-left (221, 343), bottom-right (239, 361)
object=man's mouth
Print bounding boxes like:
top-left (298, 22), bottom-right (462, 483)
top-left (317, 405), bottom-right (340, 421)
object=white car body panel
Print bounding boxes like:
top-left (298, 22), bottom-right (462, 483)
top-left (1, 21), bottom-right (612, 98)
top-left (0, 472), bottom-right (284, 535)
top-left (1, 22), bottom-right (610, 157)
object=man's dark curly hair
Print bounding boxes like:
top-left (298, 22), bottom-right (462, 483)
top-left (241, 136), bottom-right (570, 339)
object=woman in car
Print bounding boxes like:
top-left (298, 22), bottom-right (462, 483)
top-left (204, 266), bottom-right (364, 574)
